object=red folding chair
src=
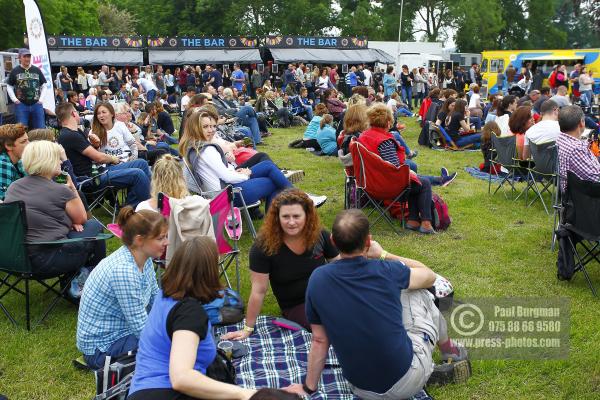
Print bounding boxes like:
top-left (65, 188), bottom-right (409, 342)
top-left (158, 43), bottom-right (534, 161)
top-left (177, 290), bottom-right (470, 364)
top-left (349, 139), bottom-right (411, 234)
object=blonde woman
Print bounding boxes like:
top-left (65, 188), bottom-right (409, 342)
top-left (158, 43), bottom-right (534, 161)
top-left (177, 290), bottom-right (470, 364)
top-left (135, 154), bottom-right (191, 212)
top-left (4, 140), bottom-right (105, 276)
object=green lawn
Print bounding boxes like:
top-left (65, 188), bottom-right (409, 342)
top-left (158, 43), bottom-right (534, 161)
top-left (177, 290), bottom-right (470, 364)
top-left (1, 119), bottom-right (600, 399)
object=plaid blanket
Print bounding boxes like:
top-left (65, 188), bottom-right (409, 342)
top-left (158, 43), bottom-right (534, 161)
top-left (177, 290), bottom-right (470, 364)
top-left (214, 316), bottom-right (432, 400)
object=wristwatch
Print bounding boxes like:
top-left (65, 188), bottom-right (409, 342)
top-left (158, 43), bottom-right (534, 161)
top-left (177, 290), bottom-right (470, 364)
top-left (302, 383), bottom-right (317, 395)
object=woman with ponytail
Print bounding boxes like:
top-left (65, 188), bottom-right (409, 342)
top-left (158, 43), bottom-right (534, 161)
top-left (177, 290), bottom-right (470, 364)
top-left (76, 206), bottom-right (168, 369)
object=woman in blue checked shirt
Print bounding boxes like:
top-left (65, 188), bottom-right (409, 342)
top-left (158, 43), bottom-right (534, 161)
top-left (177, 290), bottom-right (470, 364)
top-left (76, 206), bottom-right (168, 369)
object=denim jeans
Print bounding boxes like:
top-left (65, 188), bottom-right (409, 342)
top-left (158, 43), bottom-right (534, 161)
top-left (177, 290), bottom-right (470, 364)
top-left (455, 133), bottom-right (481, 148)
top-left (401, 86), bottom-right (413, 109)
top-left (469, 116), bottom-right (482, 131)
top-left (100, 159), bottom-right (151, 208)
top-left (302, 105), bottom-right (314, 120)
top-left (392, 132), bottom-right (412, 155)
top-left (408, 179), bottom-right (432, 222)
top-left (234, 161), bottom-right (292, 211)
top-left (396, 108), bottom-right (414, 117)
top-left (236, 105), bottom-right (261, 146)
top-left (146, 89), bottom-right (157, 103)
top-left (83, 334), bottom-right (139, 370)
top-left (67, 219), bottom-right (106, 268)
top-left (581, 90), bottom-right (593, 106)
top-left (15, 102), bottom-right (45, 129)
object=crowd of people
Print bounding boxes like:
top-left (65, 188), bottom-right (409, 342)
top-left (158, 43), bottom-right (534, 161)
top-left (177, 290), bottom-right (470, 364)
top-left (2, 45), bottom-right (600, 400)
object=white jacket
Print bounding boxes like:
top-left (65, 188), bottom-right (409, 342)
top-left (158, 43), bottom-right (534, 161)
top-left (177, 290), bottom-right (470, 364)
top-left (166, 195), bottom-right (215, 263)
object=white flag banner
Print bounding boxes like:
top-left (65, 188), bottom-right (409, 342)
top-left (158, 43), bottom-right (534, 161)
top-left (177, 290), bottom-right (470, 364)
top-left (23, 0), bottom-right (54, 113)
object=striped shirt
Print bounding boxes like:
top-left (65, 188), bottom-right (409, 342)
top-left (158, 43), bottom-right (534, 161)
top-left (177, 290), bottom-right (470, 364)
top-left (76, 245), bottom-right (158, 355)
top-left (556, 132), bottom-right (600, 192)
top-left (378, 139), bottom-right (401, 167)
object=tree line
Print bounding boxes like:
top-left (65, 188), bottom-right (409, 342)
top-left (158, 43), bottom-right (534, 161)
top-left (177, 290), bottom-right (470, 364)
top-left (2, 0), bottom-right (598, 53)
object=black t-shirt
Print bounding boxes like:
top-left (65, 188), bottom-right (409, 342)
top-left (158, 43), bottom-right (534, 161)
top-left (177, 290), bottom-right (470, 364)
top-left (446, 111), bottom-right (465, 141)
top-left (157, 111), bottom-right (175, 135)
top-left (7, 65), bottom-right (47, 105)
top-left (166, 299), bottom-right (209, 340)
top-left (436, 110), bottom-right (448, 128)
top-left (57, 127), bottom-right (93, 177)
top-left (249, 229), bottom-right (339, 310)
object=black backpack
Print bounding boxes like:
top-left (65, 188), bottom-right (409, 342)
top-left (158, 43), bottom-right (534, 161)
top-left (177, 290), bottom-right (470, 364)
top-left (94, 352), bottom-right (136, 400)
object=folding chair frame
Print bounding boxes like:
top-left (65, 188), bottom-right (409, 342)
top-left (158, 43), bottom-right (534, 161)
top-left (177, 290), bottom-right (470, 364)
top-left (488, 136), bottom-right (521, 200)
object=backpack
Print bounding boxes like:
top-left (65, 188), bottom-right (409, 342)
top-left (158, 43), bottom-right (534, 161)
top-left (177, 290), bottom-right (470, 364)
top-left (203, 288), bottom-right (245, 325)
top-left (94, 352), bottom-right (136, 400)
top-left (431, 193), bottom-right (451, 230)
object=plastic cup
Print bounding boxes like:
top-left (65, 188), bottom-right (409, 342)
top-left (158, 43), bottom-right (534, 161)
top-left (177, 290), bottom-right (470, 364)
top-left (218, 340), bottom-right (234, 359)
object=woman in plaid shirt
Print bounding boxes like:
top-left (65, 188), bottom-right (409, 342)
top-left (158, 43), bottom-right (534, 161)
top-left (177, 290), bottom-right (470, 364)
top-left (76, 207), bottom-right (168, 369)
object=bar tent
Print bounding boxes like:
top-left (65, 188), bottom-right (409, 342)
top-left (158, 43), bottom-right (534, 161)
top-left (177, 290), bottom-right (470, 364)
top-left (49, 49), bottom-right (143, 66)
top-left (148, 49), bottom-right (262, 65)
top-left (269, 48), bottom-right (393, 64)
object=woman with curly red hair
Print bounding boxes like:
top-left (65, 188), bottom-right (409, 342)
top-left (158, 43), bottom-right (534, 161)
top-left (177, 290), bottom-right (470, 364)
top-left (222, 189), bottom-right (339, 339)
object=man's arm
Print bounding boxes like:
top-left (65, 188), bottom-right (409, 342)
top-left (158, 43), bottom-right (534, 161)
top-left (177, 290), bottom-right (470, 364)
top-left (81, 145), bottom-right (118, 165)
top-left (284, 324), bottom-right (329, 395)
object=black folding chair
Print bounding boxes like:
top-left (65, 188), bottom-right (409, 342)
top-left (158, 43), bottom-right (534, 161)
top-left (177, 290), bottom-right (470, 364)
top-left (488, 135), bottom-right (521, 199)
top-left (0, 201), bottom-right (111, 330)
top-left (524, 142), bottom-right (558, 214)
top-left (77, 170), bottom-right (123, 226)
top-left (559, 172), bottom-right (600, 296)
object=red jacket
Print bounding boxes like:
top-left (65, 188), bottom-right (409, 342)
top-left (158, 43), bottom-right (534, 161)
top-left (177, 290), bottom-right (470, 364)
top-left (419, 97), bottom-right (432, 120)
top-left (358, 127), bottom-right (406, 165)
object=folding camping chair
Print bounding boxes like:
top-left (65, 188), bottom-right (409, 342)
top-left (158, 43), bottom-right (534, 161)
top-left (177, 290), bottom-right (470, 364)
top-left (77, 170), bottom-right (123, 226)
top-left (349, 139), bottom-right (411, 234)
top-left (0, 201), bottom-right (111, 330)
top-left (557, 172), bottom-right (600, 296)
top-left (488, 135), bottom-right (521, 199)
top-left (524, 141), bottom-right (558, 215)
top-left (182, 148), bottom-right (260, 238)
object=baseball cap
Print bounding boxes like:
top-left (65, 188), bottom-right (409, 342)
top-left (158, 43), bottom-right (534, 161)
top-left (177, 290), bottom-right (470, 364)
top-left (18, 48), bottom-right (31, 56)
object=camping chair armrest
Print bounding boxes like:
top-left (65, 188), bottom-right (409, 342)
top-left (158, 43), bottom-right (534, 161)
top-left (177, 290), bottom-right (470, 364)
top-left (76, 170), bottom-right (110, 190)
top-left (28, 233), bottom-right (113, 246)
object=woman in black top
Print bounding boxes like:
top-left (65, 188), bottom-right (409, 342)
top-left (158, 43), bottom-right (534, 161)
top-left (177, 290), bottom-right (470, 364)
top-left (444, 99), bottom-right (481, 147)
top-left (222, 189), bottom-right (339, 339)
top-left (399, 65), bottom-right (413, 110)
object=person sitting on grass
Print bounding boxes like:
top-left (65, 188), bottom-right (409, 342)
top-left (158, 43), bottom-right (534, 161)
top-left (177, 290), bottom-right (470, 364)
top-left (76, 207), bottom-right (168, 369)
top-left (4, 140), bottom-right (105, 294)
top-left (444, 99), bottom-right (482, 148)
top-left (222, 189), bottom-right (338, 338)
top-left (316, 114), bottom-right (338, 156)
top-left (289, 103), bottom-right (328, 150)
top-left (284, 209), bottom-right (468, 399)
top-left (127, 237), bottom-right (257, 400)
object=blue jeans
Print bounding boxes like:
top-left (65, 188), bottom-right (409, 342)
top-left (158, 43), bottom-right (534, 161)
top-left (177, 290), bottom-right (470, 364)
top-left (396, 108), bottom-right (414, 117)
top-left (401, 87), bottom-right (412, 109)
top-left (236, 106), bottom-right (261, 146)
top-left (15, 102), bottom-right (45, 129)
top-left (149, 141), bottom-right (179, 156)
top-left (234, 161), bottom-right (292, 210)
top-left (146, 89), bottom-right (157, 103)
top-left (392, 132), bottom-right (412, 155)
top-left (302, 105), bottom-right (314, 120)
top-left (100, 159), bottom-right (151, 208)
top-left (83, 334), bottom-right (138, 370)
top-left (469, 116), bottom-right (482, 131)
top-left (455, 133), bottom-right (481, 148)
top-left (160, 134), bottom-right (178, 145)
top-left (581, 90), bottom-right (593, 107)
top-left (67, 219), bottom-right (106, 268)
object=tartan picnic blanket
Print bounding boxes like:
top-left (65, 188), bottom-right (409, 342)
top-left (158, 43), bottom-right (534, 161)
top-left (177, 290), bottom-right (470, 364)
top-left (213, 316), bottom-right (432, 400)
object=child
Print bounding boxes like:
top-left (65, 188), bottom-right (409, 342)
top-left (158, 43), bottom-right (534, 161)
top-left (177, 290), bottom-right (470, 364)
top-left (480, 121), bottom-right (501, 172)
top-left (316, 114), bottom-right (337, 156)
top-left (288, 103), bottom-right (328, 150)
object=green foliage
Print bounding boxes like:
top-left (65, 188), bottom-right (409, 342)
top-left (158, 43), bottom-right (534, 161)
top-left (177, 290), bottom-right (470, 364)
top-left (98, 3), bottom-right (138, 35)
top-left (453, 0), bottom-right (505, 52)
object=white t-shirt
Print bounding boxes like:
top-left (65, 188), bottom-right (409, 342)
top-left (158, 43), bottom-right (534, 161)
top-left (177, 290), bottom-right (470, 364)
top-left (99, 120), bottom-right (136, 161)
top-left (137, 78), bottom-right (158, 92)
top-left (317, 76), bottom-right (329, 89)
top-left (524, 119), bottom-right (561, 146)
top-left (496, 114), bottom-right (511, 136)
top-left (468, 93), bottom-right (481, 109)
top-left (185, 146), bottom-right (248, 193)
top-left (181, 95), bottom-right (192, 111)
top-left (363, 69), bottom-right (372, 86)
top-left (386, 99), bottom-right (398, 113)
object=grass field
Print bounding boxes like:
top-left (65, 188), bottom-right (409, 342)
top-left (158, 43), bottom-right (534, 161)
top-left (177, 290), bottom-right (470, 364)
top-left (1, 118), bottom-right (599, 399)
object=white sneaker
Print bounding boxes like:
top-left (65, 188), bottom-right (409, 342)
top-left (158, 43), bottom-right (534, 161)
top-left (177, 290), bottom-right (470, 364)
top-left (308, 194), bottom-right (327, 208)
top-left (282, 169), bottom-right (305, 184)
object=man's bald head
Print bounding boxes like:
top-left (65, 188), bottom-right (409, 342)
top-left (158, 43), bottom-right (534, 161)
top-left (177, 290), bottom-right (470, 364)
top-left (331, 209), bottom-right (370, 254)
